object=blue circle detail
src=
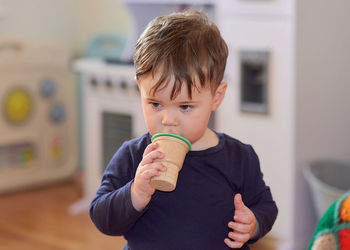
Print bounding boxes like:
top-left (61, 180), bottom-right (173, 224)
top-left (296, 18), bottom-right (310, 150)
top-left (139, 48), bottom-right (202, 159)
top-left (40, 78), bottom-right (56, 98)
top-left (50, 103), bottom-right (66, 124)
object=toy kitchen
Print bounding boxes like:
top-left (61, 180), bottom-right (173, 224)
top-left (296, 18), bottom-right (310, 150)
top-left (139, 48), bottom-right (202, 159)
top-left (74, 58), bottom-right (145, 200)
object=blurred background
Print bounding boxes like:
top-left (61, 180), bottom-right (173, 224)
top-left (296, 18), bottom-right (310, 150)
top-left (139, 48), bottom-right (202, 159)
top-left (0, 0), bottom-right (349, 249)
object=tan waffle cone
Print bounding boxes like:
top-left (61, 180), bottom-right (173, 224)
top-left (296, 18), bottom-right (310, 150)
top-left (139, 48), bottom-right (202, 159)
top-left (150, 135), bottom-right (190, 192)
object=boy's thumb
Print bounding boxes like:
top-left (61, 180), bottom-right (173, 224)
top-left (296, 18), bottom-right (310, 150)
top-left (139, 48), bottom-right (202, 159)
top-left (234, 193), bottom-right (246, 211)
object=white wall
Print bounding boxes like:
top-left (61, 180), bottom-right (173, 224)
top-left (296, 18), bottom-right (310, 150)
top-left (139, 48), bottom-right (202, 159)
top-left (294, 0), bottom-right (350, 248)
top-left (0, 0), bottom-right (132, 56)
top-left (0, 0), bottom-right (78, 49)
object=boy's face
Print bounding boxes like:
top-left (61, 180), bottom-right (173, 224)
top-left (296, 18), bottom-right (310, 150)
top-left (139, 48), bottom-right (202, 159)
top-left (136, 72), bottom-right (226, 150)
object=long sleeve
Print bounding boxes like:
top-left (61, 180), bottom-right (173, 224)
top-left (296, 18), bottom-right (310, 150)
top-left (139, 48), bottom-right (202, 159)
top-left (89, 132), bottom-right (277, 249)
top-left (89, 137), bottom-right (149, 236)
top-left (90, 180), bottom-right (147, 236)
top-left (242, 146), bottom-right (278, 244)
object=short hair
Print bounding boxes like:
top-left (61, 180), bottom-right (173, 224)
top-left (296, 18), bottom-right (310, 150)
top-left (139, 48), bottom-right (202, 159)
top-left (134, 10), bottom-right (228, 99)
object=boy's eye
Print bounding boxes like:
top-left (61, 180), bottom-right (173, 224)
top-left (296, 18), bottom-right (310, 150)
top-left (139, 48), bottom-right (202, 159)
top-left (150, 102), bottom-right (162, 109)
top-left (179, 105), bottom-right (192, 111)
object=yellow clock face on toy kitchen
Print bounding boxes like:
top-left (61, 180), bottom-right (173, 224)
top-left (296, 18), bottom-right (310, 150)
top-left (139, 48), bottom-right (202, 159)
top-left (3, 88), bottom-right (33, 124)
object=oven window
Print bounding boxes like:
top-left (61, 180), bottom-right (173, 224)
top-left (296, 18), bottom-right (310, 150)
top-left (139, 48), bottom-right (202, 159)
top-left (102, 112), bottom-right (132, 171)
top-left (240, 50), bottom-right (269, 114)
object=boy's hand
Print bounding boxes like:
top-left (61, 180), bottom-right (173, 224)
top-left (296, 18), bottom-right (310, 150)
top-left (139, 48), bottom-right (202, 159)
top-left (131, 142), bottom-right (166, 211)
top-left (224, 193), bottom-right (257, 249)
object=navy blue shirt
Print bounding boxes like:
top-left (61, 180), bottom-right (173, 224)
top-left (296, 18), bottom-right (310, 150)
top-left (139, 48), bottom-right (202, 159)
top-left (90, 132), bottom-right (278, 250)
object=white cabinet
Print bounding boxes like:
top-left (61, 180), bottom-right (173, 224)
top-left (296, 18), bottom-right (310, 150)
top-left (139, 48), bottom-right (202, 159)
top-left (216, 0), bottom-right (350, 249)
top-left (216, 1), bottom-right (295, 245)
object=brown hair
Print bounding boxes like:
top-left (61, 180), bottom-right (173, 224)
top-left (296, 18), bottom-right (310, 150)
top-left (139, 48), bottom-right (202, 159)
top-left (134, 10), bottom-right (228, 99)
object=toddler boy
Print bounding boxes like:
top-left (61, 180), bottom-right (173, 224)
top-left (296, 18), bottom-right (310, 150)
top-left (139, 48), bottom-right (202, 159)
top-left (90, 10), bottom-right (278, 249)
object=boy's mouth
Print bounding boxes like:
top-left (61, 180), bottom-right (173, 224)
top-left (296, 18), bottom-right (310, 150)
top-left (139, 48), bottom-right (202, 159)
top-left (160, 129), bottom-right (180, 136)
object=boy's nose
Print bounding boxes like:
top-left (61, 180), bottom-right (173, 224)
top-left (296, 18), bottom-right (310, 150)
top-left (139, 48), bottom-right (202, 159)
top-left (161, 110), bottom-right (178, 126)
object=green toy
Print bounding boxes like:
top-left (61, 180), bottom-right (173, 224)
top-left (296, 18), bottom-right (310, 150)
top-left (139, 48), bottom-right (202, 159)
top-left (308, 190), bottom-right (350, 250)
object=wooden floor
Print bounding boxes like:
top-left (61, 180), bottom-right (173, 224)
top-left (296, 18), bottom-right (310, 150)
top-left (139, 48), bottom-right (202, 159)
top-left (0, 180), bottom-right (279, 250)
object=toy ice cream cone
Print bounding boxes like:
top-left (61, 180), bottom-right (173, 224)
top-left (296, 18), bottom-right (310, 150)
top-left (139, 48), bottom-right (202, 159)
top-left (150, 133), bottom-right (191, 192)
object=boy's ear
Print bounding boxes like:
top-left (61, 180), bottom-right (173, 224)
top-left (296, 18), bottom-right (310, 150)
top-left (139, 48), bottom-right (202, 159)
top-left (212, 82), bottom-right (227, 111)
top-left (135, 76), bottom-right (140, 89)
top-left (135, 76), bottom-right (144, 94)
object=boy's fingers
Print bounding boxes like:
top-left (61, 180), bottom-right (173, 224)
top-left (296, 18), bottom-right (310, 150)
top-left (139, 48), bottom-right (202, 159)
top-left (234, 193), bottom-right (247, 211)
top-left (139, 163), bottom-right (166, 180)
top-left (143, 142), bottom-right (158, 157)
top-left (228, 231), bottom-right (250, 243)
top-left (234, 213), bottom-right (253, 224)
top-left (139, 162), bottom-right (166, 174)
top-left (228, 221), bottom-right (250, 234)
top-left (141, 169), bottom-right (161, 180)
top-left (224, 238), bottom-right (243, 249)
top-left (141, 150), bottom-right (164, 165)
